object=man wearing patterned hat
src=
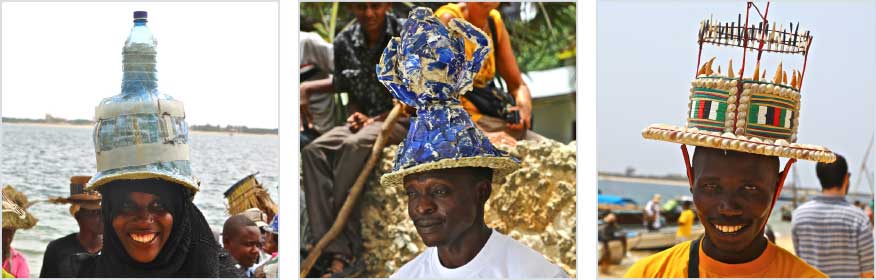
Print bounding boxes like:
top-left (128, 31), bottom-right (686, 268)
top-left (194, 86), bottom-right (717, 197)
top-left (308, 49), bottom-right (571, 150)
top-left (377, 7), bottom-right (566, 278)
top-left (40, 176), bottom-right (104, 278)
top-left (625, 4), bottom-right (834, 278)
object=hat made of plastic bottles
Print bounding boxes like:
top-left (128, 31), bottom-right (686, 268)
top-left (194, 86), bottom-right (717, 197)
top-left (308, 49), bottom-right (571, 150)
top-left (377, 7), bottom-right (520, 190)
top-left (86, 11), bottom-right (199, 194)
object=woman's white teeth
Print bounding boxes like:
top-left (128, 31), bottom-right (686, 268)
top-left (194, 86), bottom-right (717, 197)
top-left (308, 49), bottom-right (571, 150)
top-left (716, 224), bottom-right (743, 233)
top-left (130, 233), bottom-right (156, 243)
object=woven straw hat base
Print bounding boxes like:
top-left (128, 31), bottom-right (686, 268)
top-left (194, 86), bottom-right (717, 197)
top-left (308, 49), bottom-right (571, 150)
top-left (643, 123), bottom-right (836, 163)
top-left (85, 171), bottom-right (199, 194)
top-left (381, 156), bottom-right (520, 190)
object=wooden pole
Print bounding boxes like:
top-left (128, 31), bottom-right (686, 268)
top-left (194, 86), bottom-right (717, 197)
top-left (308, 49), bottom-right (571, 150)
top-left (300, 104), bottom-right (404, 277)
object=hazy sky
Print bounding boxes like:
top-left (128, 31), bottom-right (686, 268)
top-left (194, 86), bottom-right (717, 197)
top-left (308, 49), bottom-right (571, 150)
top-left (598, 0), bottom-right (875, 191)
top-left (2, 2), bottom-right (279, 128)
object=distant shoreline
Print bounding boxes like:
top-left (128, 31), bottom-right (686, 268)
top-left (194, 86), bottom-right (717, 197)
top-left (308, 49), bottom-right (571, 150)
top-left (2, 121), bottom-right (278, 136)
top-left (598, 174), bottom-right (689, 187)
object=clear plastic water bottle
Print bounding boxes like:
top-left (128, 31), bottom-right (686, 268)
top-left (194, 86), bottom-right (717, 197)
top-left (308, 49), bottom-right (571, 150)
top-left (92, 10), bottom-right (190, 163)
top-left (121, 10), bottom-right (159, 97)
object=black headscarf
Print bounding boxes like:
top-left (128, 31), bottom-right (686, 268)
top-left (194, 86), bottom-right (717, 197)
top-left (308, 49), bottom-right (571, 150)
top-left (76, 179), bottom-right (243, 277)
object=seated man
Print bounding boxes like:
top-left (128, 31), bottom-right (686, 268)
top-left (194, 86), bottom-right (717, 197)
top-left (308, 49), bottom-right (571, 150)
top-left (40, 176), bottom-right (103, 278)
top-left (435, 2), bottom-right (545, 146)
top-left (222, 215), bottom-right (263, 277)
top-left (376, 8), bottom-right (566, 278)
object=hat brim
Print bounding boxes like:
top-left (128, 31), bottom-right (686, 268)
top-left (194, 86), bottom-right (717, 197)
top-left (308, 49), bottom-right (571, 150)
top-left (2, 211), bottom-right (37, 229)
top-left (643, 124), bottom-right (836, 163)
top-left (76, 201), bottom-right (102, 210)
top-left (86, 170), bottom-right (199, 194)
top-left (380, 156), bottom-right (520, 190)
top-left (68, 194), bottom-right (101, 202)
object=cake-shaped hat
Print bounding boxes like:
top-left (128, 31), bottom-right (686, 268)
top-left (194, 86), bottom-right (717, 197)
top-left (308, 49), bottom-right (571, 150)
top-left (86, 11), bottom-right (199, 193)
top-left (641, 3), bottom-right (835, 163)
top-left (378, 7), bottom-right (520, 189)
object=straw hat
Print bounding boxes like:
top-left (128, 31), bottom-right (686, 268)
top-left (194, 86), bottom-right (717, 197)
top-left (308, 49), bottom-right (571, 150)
top-left (85, 11), bottom-right (199, 193)
top-left (378, 7), bottom-right (519, 189)
top-left (65, 176), bottom-right (101, 216)
top-left (2, 185), bottom-right (37, 229)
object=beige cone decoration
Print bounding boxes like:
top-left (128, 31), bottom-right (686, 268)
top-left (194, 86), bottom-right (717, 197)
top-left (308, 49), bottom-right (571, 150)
top-left (773, 61), bottom-right (783, 84)
top-left (727, 59), bottom-right (735, 78)
top-left (753, 61), bottom-right (761, 81)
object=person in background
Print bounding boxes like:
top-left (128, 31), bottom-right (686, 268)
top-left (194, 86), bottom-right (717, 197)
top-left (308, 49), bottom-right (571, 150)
top-left (40, 176), bottom-right (104, 278)
top-left (599, 211), bottom-right (627, 274)
top-left (2, 186), bottom-right (37, 278)
top-left (676, 200), bottom-right (695, 242)
top-left (792, 154), bottom-right (874, 278)
top-left (299, 31), bottom-right (337, 147)
top-left (223, 215), bottom-right (264, 277)
top-left (643, 194), bottom-right (662, 231)
top-left (434, 2), bottom-right (545, 146)
top-left (240, 208), bottom-right (272, 264)
top-left (301, 2), bottom-right (408, 277)
top-left (867, 200), bottom-right (874, 228)
top-left (254, 214), bottom-right (278, 278)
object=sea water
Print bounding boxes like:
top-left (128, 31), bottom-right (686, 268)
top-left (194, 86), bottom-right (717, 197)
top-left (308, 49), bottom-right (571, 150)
top-left (1, 124), bottom-right (278, 277)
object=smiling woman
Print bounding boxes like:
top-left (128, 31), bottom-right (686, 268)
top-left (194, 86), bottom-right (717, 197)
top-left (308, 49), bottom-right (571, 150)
top-left (75, 179), bottom-right (240, 277)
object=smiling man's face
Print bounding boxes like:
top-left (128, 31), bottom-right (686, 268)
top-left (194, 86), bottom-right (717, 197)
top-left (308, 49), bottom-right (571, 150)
top-left (403, 168), bottom-right (490, 247)
top-left (691, 147), bottom-right (779, 254)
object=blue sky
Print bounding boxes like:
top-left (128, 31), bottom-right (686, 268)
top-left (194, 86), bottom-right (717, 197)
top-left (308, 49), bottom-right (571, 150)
top-left (597, 0), bottom-right (876, 191)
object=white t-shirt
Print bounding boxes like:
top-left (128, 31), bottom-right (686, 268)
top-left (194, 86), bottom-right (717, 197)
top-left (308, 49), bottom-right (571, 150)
top-left (391, 229), bottom-right (568, 278)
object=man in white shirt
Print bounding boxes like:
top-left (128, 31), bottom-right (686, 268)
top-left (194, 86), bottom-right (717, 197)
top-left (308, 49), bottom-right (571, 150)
top-left (644, 194), bottom-right (662, 231)
top-left (389, 167), bottom-right (568, 278)
top-left (376, 7), bottom-right (567, 278)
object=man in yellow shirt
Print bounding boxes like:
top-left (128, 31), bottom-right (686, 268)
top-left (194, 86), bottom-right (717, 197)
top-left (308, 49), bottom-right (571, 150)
top-left (625, 149), bottom-right (827, 278)
top-left (628, 3), bottom-right (833, 278)
top-left (676, 200), bottom-right (695, 242)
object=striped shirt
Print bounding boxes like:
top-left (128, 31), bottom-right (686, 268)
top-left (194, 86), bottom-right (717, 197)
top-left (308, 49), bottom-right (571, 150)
top-left (792, 195), bottom-right (874, 277)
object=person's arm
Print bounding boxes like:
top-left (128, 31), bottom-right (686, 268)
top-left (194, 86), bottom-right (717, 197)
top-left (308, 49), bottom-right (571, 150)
top-left (494, 22), bottom-right (533, 130)
top-left (299, 77), bottom-right (333, 130)
top-left (857, 220), bottom-right (874, 278)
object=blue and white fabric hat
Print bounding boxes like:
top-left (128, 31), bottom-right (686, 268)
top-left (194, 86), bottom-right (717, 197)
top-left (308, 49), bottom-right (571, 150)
top-left (86, 11), bottom-right (199, 193)
top-left (377, 7), bottom-right (520, 190)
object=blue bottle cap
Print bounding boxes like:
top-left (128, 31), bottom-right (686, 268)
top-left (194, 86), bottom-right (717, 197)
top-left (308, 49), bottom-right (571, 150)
top-left (134, 11), bottom-right (147, 20)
